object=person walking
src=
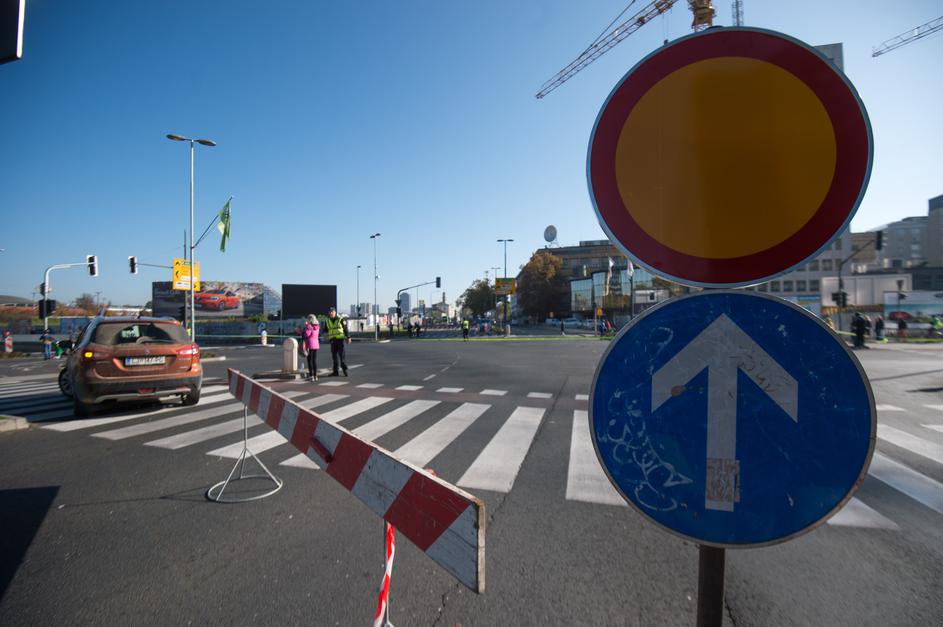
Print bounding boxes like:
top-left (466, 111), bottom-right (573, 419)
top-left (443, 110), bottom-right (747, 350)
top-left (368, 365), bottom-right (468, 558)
top-left (897, 317), bottom-right (908, 341)
top-left (851, 312), bottom-right (867, 349)
top-left (415, 319), bottom-right (422, 337)
top-left (875, 316), bottom-right (885, 342)
top-left (462, 318), bottom-right (470, 341)
top-left (325, 306), bottom-right (350, 376)
top-left (301, 314), bottom-right (320, 381)
top-left (560, 320), bottom-right (566, 336)
top-left (40, 329), bottom-right (54, 360)
top-left (406, 320), bottom-right (412, 338)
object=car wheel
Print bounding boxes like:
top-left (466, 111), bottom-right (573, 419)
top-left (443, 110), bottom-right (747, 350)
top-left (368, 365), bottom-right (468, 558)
top-left (73, 398), bottom-right (91, 417)
top-left (58, 369), bottom-right (74, 398)
top-left (182, 387), bottom-right (201, 406)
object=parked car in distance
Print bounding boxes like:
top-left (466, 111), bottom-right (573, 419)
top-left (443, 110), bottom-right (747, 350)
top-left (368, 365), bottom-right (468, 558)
top-left (195, 289), bottom-right (241, 310)
top-left (58, 316), bottom-right (202, 416)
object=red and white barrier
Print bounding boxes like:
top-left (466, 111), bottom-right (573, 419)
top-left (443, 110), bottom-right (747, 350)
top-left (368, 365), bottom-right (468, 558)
top-left (226, 369), bottom-right (485, 592)
top-left (373, 522), bottom-right (395, 627)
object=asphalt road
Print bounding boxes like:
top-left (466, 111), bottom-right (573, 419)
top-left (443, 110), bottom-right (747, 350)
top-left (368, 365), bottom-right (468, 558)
top-left (0, 337), bottom-right (941, 625)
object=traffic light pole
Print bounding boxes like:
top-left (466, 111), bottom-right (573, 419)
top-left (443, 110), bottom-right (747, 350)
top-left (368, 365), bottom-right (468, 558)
top-left (41, 258), bottom-right (98, 331)
top-left (396, 278), bottom-right (441, 328)
top-left (835, 238), bottom-right (877, 333)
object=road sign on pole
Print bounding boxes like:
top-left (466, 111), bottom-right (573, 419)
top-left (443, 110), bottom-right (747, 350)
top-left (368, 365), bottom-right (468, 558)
top-left (590, 291), bottom-right (874, 547)
top-left (172, 258), bottom-right (200, 291)
top-left (587, 28), bottom-right (872, 287)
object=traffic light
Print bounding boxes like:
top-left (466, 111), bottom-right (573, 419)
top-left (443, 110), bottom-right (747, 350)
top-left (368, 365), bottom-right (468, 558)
top-left (875, 230), bottom-right (883, 251)
top-left (435, 276), bottom-right (441, 288)
top-left (839, 291), bottom-right (849, 307)
top-left (39, 282), bottom-right (47, 296)
top-left (38, 299), bottom-right (57, 317)
top-left (87, 255), bottom-right (98, 277)
top-left (128, 256), bottom-right (138, 274)
top-left (176, 305), bottom-right (185, 321)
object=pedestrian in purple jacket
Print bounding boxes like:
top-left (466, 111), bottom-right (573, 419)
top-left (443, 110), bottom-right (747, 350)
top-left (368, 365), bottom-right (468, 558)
top-left (301, 314), bottom-right (320, 381)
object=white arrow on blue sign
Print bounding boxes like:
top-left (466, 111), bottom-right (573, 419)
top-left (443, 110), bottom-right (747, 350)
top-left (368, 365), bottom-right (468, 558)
top-left (590, 291), bottom-right (875, 547)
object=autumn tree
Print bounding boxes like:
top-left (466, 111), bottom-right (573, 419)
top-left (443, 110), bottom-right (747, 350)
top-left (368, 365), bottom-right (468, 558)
top-left (73, 293), bottom-right (98, 314)
top-left (517, 251), bottom-right (569, 321)
top-left (459, 279), bottom-right (495, 318)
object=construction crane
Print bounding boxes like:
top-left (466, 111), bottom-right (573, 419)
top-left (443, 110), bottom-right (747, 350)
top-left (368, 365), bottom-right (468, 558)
top-left (535, 1), bottom-right (716, 99)
top-left (872, 15), bottom-right (943, 57)
top-left (732, 0), bottom-right (743, 26)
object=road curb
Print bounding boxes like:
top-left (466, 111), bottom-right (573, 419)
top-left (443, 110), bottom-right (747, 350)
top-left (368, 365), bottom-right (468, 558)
top-left (0, 416), bottom-right (30, 432)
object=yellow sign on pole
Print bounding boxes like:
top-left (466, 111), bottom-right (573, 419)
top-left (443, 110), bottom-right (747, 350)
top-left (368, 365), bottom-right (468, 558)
top-left (172, 258), bottom-right (201, 291)
top-left (495, 278), bottom-right (516, 296)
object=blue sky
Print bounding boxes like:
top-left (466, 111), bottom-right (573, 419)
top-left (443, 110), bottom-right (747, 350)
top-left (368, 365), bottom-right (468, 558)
top-left (1, 1), bottom-right (940, 309)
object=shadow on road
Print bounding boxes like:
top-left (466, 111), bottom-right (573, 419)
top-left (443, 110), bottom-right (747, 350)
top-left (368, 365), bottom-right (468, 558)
top-left (0, 486), bottom-right (59, 602)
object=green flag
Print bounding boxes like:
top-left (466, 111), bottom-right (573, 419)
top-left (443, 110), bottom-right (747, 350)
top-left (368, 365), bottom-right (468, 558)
top-left (217, 199), bottom-right (231, 252)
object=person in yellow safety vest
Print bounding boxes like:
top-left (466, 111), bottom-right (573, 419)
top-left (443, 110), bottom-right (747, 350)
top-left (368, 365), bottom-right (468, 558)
top-left (462, 319), bottom-right (470, 342)
top-left (324, 306), bottom-right (351, 377)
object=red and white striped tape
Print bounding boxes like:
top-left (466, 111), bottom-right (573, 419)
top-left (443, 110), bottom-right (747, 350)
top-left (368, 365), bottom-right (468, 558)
top-left (226, 369), bottom-right (485, 592)
top-left (373, 523), bottom-right (395, 627)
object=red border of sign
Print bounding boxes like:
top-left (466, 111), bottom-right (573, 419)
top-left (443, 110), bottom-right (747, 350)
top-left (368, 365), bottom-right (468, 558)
top-left (588, 28), bottom-right (872, 287)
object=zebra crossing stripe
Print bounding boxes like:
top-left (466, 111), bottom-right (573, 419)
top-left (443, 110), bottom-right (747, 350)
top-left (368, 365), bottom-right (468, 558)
top-left (527, 392), bottom-right (552, 399)
top-left (875, 404), bottom-right (905, 412)
top-left (868, 452), bottom-right (943, 515)
top-left (305, 394), bottom-right (349, 409)
top-left (565, 410), bottom-right (626, 507)
top-left (396, 385), bottom-right (423, 391)
top-left (827, 497), bottom-right (899, 530)
top-left (926, 405), bottom-right (943, 412)
top-left (479, 389), bottom-right (507, 397)
top-left (94, 402), bottom-right (248, 440)
top-left (458, 406), bottom-right (545, 493)
top-left (319, 381), bottom-right (348, 387)
top-left (226, 368), bottom-right (485, 593)
top-left (575, 394), bottom-right (589, 401)
top-left (0, 382), bottom-right (58, 394)
top-left (436, 387), bottom-right (462, 394)
top-left (877, 424), bottom-right (943, 465)
top-left (925, 424), bottom-right (943, 435)
top-left (321, 396), bottom-right (394, 423)
top-left (207, 430), bottom-right (288, 458)
top-left (394, 403), bottom-right (490, 467)
top-left (357, 383), bottom-right (384, 389)
top-left (353, 400), bottom-right (441, 442)
top-left (145, 415), bottom-right (263, 450)
top-left (0, 386), bottom-right (60, 401)
top-left (0, 398), bottom-right (70, 415)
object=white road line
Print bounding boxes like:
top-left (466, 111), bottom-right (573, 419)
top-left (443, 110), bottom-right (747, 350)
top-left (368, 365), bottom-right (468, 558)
top-left (480, 389), bottom-right (507, 397)
top-left (869, 452), bottom-right (943, 515)
top-left (422, 375), bottom-right (436, 381)
top-left (436, 387), bottom-right (463, 394)
top-left (145, 415), bottom-right (262, 450)
top-left (357, 383), bottom-right (383, 389)
top-left (305, 394), bottom-right (349, 409)
top-left (318, 381), bottom-right (348, 387)
top-left (827, 497), bottom-right (899, 530)
top-left (875, 404), bottom-right (905, 412)
top-left (353, 400), bottom-right (441, 442)
top-left (42, 388), bottom-right (230, 432)
top-left (926, 405), bottom-right (943, 412)
top-left (925, 424), bottom-right (943, 435)
top-left (0, 382), bottom-right (58, 394)
top-left (0, 399), bottom-right (70, 415)
top-left (321, 396), bottom-right (394, 423)
top-left (877, 424), bottom-right (943, 466)
top-left (0, 373), bottom-right (57, 382)
top-left (458, 406), bottom-right (546, 493)
top-left (575, 394), bottom-right (589, 401)
top-left (93, 402), bottom-right (247, 440)
top-left (565, 410), bottom-right (626, 507)
top-left (280, 453), bottom-right (320, 469)
top-left (396, 385), bottom-right (423, 391)
top-left (27, 408), bottom-right (75, 422)
top-left (348, 364), bottom-right (363, 369)
top-left (527, 392), bottom-right (552, 399)
top-left (0, 385), bottom-right (60, 400)
top-left (207, 430), bottom-right (288, 458)
top-left (394, 403), bottom-right (490, 467)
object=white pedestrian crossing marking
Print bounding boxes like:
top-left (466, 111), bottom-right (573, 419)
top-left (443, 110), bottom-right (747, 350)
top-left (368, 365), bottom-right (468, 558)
top-left (321, 396), bottom-right (394, 423)
top-left (0, 382), bottom-right (57, 394)
top-left (436, 387), bottom-right (463, 394)
top-left (305, 393), bottom-right (349, 409)
top-left (458, 406), bottom-right (546, 494)
top-left (396, 385), bottom-right (423, 391)
top-left (575, 394), bottom-right (589, 401)
top-left (43, 387), bottom-right (230, 432)
top-left (93, 402), bottom-right (249, 440)
top-left (875, 404), bottom-right (905, 412)
top-left (565, 410), bottom-right (626, 507)
top-left (869, 452), bottom-right (943, 515)
top-left (480, 389), bottom-right (507, 397)
top-left (207, 430), bottom-right (287, 458)
top-left (280, 453), bottom-right (320, 469)
top-left (527, 392), bottom-right (552, 399)
top-left (877, 424), bottom-right (943, 466)
top-left (319, 381), bottom-right (348, 387)
top-left (0, 399), bottom-right (70, 415)
top-left (145, 415), bottom-right (262, 450)
top-left (925, 424), bottom-right (943, 435)
top-left (827, 497), bottom-right (899, 530)
top-left (0, 385), bottom-right (59, 400)
top-left (357, 383), bottom-right (383, 389)
top-left (353, 400), bottom-right (441, 442)
top-left (394, 403), bottom-right (490, 467)
top-left (926, 405), bottom-right (943, 412)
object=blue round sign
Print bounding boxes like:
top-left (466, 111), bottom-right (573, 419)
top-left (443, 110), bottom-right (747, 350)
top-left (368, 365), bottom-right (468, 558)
top-left (590, 291), bottom-right (875, 547)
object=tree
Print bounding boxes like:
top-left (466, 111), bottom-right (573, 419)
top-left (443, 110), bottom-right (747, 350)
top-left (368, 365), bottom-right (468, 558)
top-left (517, 251), bottom-right (569, 321)
top-left (73, 293), bottom-right (98, 313)
top-left (459, 279), bottom-right (495, 318)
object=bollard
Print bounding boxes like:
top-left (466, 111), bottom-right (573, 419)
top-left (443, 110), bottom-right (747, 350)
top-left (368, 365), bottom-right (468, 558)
top-left (283, 338), bottom-right (298, 374)
top-left (261, 329), bottom-right (268, 346)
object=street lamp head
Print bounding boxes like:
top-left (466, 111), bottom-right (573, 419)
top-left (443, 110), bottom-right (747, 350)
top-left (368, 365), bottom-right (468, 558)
top-left (166, 134), bottom-right (188, 142)
top-left (195, 139), bottom-right (217, 147)
top-left (370, 233), bottom-right (381, 239)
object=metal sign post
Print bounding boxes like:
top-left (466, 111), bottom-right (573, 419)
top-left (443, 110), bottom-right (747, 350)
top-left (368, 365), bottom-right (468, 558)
top-left (697, 546), bottom-right (725, 627)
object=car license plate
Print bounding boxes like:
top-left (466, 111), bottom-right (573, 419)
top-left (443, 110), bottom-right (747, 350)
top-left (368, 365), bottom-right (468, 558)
top-left (125, 356), bottom-right (166, 366)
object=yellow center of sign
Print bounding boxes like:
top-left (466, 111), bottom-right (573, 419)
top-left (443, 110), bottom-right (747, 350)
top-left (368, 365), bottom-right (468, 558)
top-left (615, 56), bottom-right (837, 259)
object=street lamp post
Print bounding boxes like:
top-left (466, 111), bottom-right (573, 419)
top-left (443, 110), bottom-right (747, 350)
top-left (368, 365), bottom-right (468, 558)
top-left (356, 264), bottom-right (362, 332)
top-left (166, 133), bottom-right (216, 342)
top-left (497, 239), bottom-right (513, 335)
top-left (370, 233), bottom-right (381, 341)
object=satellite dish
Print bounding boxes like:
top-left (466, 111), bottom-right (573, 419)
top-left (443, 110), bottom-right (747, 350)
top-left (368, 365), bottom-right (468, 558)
top-left (544, 225), bottom-right (557, 243)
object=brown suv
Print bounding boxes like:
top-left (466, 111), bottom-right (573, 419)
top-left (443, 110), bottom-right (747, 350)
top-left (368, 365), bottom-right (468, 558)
top-left (59, 316), bottom-right (202, 416)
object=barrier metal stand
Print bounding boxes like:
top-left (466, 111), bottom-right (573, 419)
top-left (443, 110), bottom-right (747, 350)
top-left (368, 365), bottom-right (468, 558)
top-left (206, 406), bottom-right (283, 502)
top-left (696, 545), bottom-right (725, 627)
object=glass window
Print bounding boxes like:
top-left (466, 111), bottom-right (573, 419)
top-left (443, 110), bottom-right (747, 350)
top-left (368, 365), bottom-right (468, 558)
top-left (783, 280), bottom-right (794, 292)
top-left (809, 260), bottom-right (819, 271)
top-left (796, 280), bottom-right (807, 292)
top-left (91, 322), bottom-right (189, 346)
top-left (809, 279), bottom-right (820, 292)
top-left (770, 281), bottom-right (781, 292)
top-left (834, 238), bottom-right (842, 250)
top-left (570, 279), bottom-right (592, 312)
top-left (822, 259), bottom-right (833, 271)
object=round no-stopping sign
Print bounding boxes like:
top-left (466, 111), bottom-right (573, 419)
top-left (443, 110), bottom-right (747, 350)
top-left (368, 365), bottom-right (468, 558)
top-left (587, 27), bottom-right (872, 287)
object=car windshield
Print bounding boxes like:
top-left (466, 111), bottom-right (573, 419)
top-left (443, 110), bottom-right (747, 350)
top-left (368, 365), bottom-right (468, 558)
top-left (91, 322), bottom-right (189, 346)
